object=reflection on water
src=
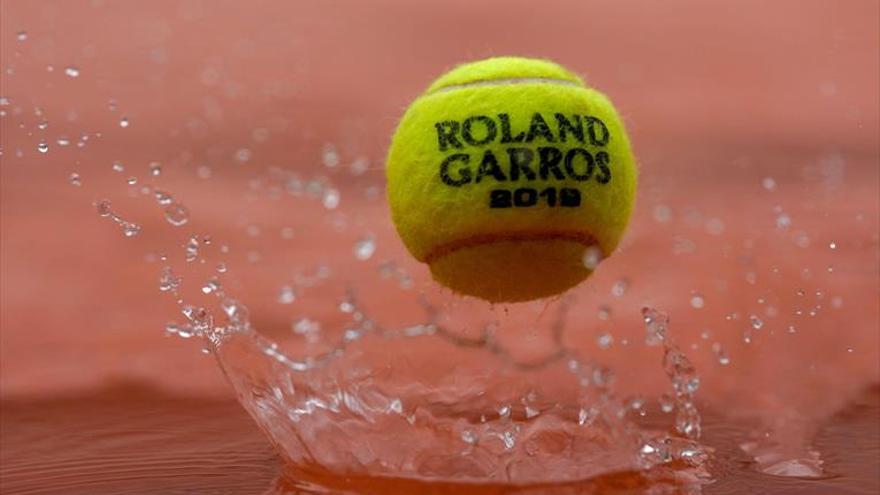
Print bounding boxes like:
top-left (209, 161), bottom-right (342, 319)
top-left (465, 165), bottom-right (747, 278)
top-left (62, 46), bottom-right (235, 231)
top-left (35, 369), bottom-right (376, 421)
top-left (0, 383), bottom-right (280, 495)
top-left (1, 384), bottom-right (876, 494)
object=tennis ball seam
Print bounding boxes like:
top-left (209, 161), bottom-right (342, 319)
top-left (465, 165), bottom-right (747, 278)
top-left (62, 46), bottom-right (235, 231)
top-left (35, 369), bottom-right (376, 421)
top-left (426, 77), bottom-right (581, 96)
top-left (423, 230), bottom-right (599, 264)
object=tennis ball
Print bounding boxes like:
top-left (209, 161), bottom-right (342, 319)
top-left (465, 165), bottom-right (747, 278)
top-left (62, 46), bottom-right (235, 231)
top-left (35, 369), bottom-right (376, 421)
top-left (386, 57), bottom-right (637, 303)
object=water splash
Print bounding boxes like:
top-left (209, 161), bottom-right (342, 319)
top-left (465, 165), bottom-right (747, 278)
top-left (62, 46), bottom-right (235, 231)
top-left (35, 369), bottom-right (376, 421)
top-left (94, 200), bottom-right (141, 238)
top-left (164, 203), bottom-right (190, 226)
top-left (636, 308), bottom-right (706, 472)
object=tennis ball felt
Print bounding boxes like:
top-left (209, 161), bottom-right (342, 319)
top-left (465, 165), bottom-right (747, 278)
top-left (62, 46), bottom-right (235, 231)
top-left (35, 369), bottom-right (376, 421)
top-left (386, 57), bottom-right (637, 303)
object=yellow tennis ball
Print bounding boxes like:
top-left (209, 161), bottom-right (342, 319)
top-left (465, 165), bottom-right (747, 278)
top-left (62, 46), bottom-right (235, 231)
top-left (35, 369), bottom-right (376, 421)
top-left (386, 57), bottom-right (637, 303)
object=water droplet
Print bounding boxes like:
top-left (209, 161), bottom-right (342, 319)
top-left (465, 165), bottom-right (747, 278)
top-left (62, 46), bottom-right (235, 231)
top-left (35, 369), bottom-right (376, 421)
top-left (37, 121), bottom-right (48, 130)
top-left (578, 407), bottom-right (596, 425)
top-left (278, 285), bottom-right (296, 304)
top-left (597, 305), bottom-right (611, 320)
top-left (68, 172), bottom-right (81, 186)
top-left (711, 342), bottom-right (730, 365)
top-left (398, 274), bottom-right (413, 290)
top-left (149, 162), bottom-right (162, 176)
top-left (16, 31), bottom-right (27, 41)
top-left (460, 429), bottom-right (477, 445)
top-left (37, 141), bottom-right (49, 153)
top-left (221, 299), bottom-right (250, 331)
top-left (112, 161), bottom-right (124, 172)
top-left (596, 332), bottom-right (613, 349)
top-left (126, 176), bottom-right (137, 185)
top-left (659, 393), bottom-right (675, 413)
top-left (350, 156), bottom-right (370, 175)
top-left (235, 148), bottom-right (252, 163)
top-left (653, 205), bottom-right (672, 223)
top-left (591, 366), bottom-right (615, 388)
top-left (642, 307), bottom-right (668, 346)
top-left (154, 190), bottom-right (173, 205)
top-left (582, 245), bottom-right (603, 270)
top-left (690, 293), bottom-right (705, 309)
top-left (165, 322), bottom-right (186, 337)
top-left (216, 263), bottom-right (228, 274)
top-left (627, 396), bottom-right (646, 412)
top-left (675, 403), bottom-right (702, 439)
top-left (164, 203), bottom-right (190, 226)
top-left (181, 305), bottom-right (213, 334)
top-left (322, 144), bottom-right (340, 168)
top-left (794, 231), bottom-right (810, 248)
top-left (663, 347), bottom-right (700, 395)
top-left (159, 266), bottom-right (181, 293)
top-left (201, 278), bottom-right (221, 295)
top-left (64, 66), bottom-right (80, 78)
top-left (184, 236), bottom-right (200, 262)
top-left (611, 278), bottom-right (629, 297)
top-left (121, 222), bottom-right (141, 237)
top-left (828, 241), bottom-right (837, 250)
top-left (353, 236), bottom-right (376, 260)
top-left (322, 188), bottom-right (340, 209)
top-left (95, 200), bottom-right (113, 217)
top-left (749, 315), bottom-right (764, 330)
top-left (761, 177), bottom-right (777, 191)
top-left (56, 136), bottom-right (70, 146)
top-left (119, 117), bottom-right (129, 128)
top-left (292, 318), bottom-right (320, 339)
top-left (776, 213), bottom-right (791, 229)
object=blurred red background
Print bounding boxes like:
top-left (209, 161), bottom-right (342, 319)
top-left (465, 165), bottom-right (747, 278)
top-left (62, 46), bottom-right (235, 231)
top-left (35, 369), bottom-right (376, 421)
top-left (1, 1), bottom-right (877, 493)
